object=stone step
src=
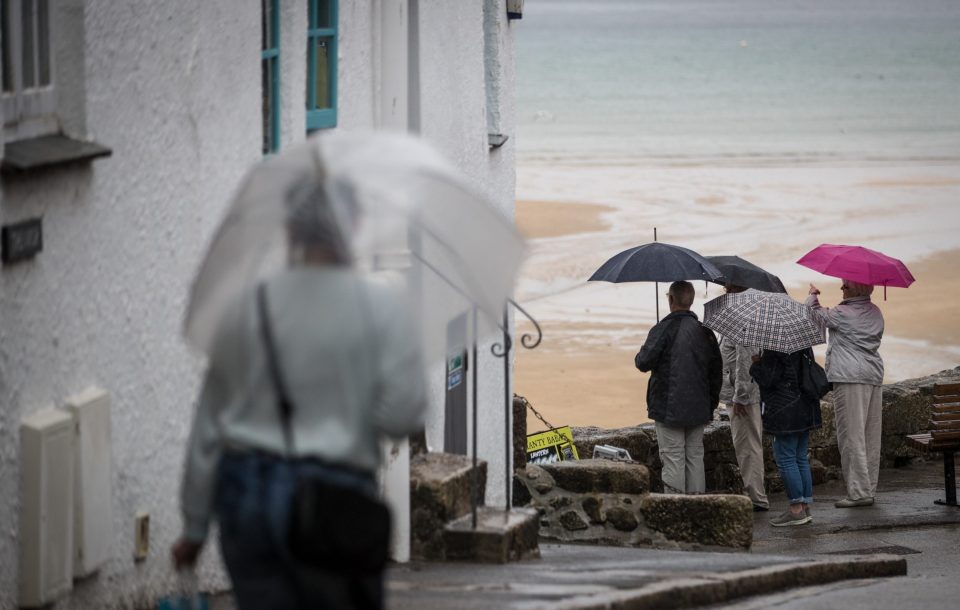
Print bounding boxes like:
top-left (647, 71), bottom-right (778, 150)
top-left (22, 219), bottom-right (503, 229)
top-left (443, 506), bottom-right (541, 563)
top-left (410, 452), bottom-right (487, 561)
top-left (516, 460), bottom-right (753, 550)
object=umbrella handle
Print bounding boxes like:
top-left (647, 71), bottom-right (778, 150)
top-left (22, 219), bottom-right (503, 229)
top-left (654, 227), bottom-right (659, 323)
top-left (655, 281), bottom-right (659, 323)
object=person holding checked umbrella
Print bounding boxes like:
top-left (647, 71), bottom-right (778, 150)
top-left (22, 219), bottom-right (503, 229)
top-left (702, 282), bottom-right (829, 526)
top-left (717, 284), bottom-right (770, 513)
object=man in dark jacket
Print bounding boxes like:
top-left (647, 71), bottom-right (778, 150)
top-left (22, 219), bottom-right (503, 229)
top-left (636, 281), bottom-right (723, 493)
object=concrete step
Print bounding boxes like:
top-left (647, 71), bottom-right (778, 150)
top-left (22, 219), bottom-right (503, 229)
top-left (443, 506), bottom-right (541, 563)
top-left (410, 452), bottom-right (487, 561)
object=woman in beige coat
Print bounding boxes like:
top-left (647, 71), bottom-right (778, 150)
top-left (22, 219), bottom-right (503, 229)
top-left (806, 280), bottom-right (884, 508)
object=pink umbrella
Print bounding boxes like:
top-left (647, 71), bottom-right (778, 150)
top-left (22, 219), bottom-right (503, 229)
top-left (797, 243), bottom-right (915, 299)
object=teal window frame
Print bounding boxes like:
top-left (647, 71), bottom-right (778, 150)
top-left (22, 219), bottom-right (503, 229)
top-left (306, 0), bottom-right (337, 131)
top-left (262, 0), bottom-right (281, 154)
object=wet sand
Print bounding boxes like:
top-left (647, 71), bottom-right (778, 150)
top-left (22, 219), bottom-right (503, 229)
top-left (514, 186), bottom-right (960, 432)
top-left (516, 199), bottom-right (615, 239)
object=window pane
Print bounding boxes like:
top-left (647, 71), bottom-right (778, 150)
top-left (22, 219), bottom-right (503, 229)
top-left (21, 0), bottom-right (34, 88)
top-left (314, 0), bottom-right (331, 28)
top-left (261, 0), bottom-right (274, 51)
top-left (2, 1), bottom-right (13, 92)
top-left (262, 57), bottom-right (274, 153)
top-left (314, 37), bottom-right (330, 109)
top-left (37, 0), bottom-right (48, 86)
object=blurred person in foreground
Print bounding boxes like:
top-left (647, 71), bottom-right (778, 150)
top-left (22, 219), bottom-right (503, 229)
top-left (806, 279), bottom-right (883, 508)
top-left (750, 348), bottom-right (823, 526)
top-left (636, 281), bottom-right (723, 494)
top-left (718, 284), bottom-right (769, 512)
top-left (170, 179), bottom-right (427, 609)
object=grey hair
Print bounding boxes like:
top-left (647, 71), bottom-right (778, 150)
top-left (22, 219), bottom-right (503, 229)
top-left (843, 279), bottom-right (874, 298)
top-left (668, 281), bottom-right (695, 308)
top-left (284, 175), bottom-right (357, 264)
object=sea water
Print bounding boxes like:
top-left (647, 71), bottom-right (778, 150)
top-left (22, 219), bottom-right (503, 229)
top-left (517, 0), bottom-right (960, 165)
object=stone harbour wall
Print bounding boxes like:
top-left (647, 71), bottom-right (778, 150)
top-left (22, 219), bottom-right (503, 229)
top-left (512, 367), bottom-right (960, 550)
top-left (518, 367), bottom-right (960, 497)
top-left (515, 460), bottom-right (753, 550)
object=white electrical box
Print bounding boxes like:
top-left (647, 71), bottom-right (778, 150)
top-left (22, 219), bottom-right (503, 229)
top-left (19, 407), bottom-right (75, 608)
top-left (65, 387), bottom-right (113, 577)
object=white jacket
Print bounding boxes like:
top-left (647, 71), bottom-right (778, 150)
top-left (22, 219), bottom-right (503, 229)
top-left (180, 268), bottom-right (427, 542)
top-left (805, 294), bottom-right (884, 386)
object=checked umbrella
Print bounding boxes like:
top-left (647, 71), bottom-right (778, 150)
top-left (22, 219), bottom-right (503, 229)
top-left (703, 289), bottom-right (826, 353)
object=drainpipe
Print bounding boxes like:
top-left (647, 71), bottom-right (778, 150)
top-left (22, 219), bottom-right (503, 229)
top-left (378, 0), bottom-right (413, 564)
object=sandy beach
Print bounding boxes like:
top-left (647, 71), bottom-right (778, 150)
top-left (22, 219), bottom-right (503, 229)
top-left (514, 163), bottom-right (960, 432)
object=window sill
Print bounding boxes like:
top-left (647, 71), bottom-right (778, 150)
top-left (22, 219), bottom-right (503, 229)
top-left (488, 133), bottom-right (509, 149)
top-left (2, 134), bottom-right (112, 175)
top-left (306, 108), bottom-right (337, 132)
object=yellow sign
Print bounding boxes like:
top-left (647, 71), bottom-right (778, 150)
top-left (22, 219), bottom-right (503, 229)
top-left (526, 426), bottom-right (579, 465)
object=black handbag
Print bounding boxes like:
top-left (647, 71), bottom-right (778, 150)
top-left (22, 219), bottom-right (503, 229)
top-left (800, 351), bottom-right (832, 400)
top-left (256, 284), bottom-right (391, 573)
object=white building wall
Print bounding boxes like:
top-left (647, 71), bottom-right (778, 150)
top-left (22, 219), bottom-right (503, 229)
top-left (327, 0), bottom-right (521, 508)
top-left (417, 0), bottom-right (519, 508)
top-left (0, 0), bottom-right (518, 606)
top-left (0, 0), bottom-right (259, 606)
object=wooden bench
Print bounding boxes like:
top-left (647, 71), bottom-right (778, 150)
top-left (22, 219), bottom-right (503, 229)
top-left (907, 382), bottom-right (960, 507)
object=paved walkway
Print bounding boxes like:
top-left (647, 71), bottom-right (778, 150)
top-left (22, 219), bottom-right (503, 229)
top-left (386, 460), bottom-right (959, 609)
top-left (211, 460), bottom-right (959, 609)
top-left (713, 459), bottom-right (960, 610)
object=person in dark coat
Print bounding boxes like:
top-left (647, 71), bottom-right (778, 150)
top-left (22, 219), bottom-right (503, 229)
top-left (750, 347), bottom-right (823, 527)
top-left (636, 281), bottom-right (723, 493)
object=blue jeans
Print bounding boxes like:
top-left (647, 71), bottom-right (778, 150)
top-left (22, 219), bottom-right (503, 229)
top-left (772, 432), bottom-right (813, 505)
top-left (215, 452), bottom-right (383, 610)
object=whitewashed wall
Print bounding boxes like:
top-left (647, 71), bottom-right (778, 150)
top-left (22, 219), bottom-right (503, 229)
top-left (334, 0), bottom-right (521, 509)
top-left (0, 1), bottom-right (260, 607)
top-left (416, 0), bottom-right (519, 508)
top-left (0, 0), bottom-right (518, 607)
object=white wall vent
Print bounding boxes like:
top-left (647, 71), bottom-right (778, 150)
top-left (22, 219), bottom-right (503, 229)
top-left (19, 407), bottom-right (75, 608)
top-left (65, 387), bottom-right (113, 577)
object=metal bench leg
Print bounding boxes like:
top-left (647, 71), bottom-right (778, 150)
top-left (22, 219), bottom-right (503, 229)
top-left (935, 450), bottom-right (958, 507)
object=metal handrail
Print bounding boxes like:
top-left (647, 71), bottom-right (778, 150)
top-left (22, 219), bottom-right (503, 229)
top-left (489, 298), bottom-right (543, 512)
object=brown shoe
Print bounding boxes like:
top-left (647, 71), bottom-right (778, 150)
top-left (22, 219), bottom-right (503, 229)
top-left (770, 510), bottom-right (812, 527)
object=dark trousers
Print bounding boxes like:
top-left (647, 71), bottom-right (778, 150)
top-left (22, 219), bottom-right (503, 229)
top-left (215, 452), bottom-right (384, 610)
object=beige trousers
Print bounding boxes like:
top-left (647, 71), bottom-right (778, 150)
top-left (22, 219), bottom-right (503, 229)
top-left (833, 382), bottom-right (883, 500)
top-left (730, 403), bottom-right (769, 508)
top-left (655, 422), bottom-right (706, 494)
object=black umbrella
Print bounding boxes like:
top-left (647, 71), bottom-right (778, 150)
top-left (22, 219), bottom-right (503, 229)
top-left (589, 242), bottom-right (724, 284)
top-left (589, 242), bottom-right (723, 322)
top-left (706, 255), bottom-right (786, 293)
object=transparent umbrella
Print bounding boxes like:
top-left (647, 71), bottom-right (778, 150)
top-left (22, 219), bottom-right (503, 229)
top-left (183, 131), bottom-right (526, 365)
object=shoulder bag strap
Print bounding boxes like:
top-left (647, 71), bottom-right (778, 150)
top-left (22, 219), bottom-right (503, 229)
top-left (256, 283), bottom-right (296, 456)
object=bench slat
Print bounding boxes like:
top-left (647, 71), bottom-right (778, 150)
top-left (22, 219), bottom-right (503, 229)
top-left (932, 412), bottom-right (960, 422)
top-left (907, 435), bottom-right (960, 452)
top-left (930, 419), bottom-right (960, 430)
top-left (932, 398), bottom-right (960, 407)
top-left (930, 430), bottom-right (960, 442)
top-left (933, 383), bottom-right (960, 396)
